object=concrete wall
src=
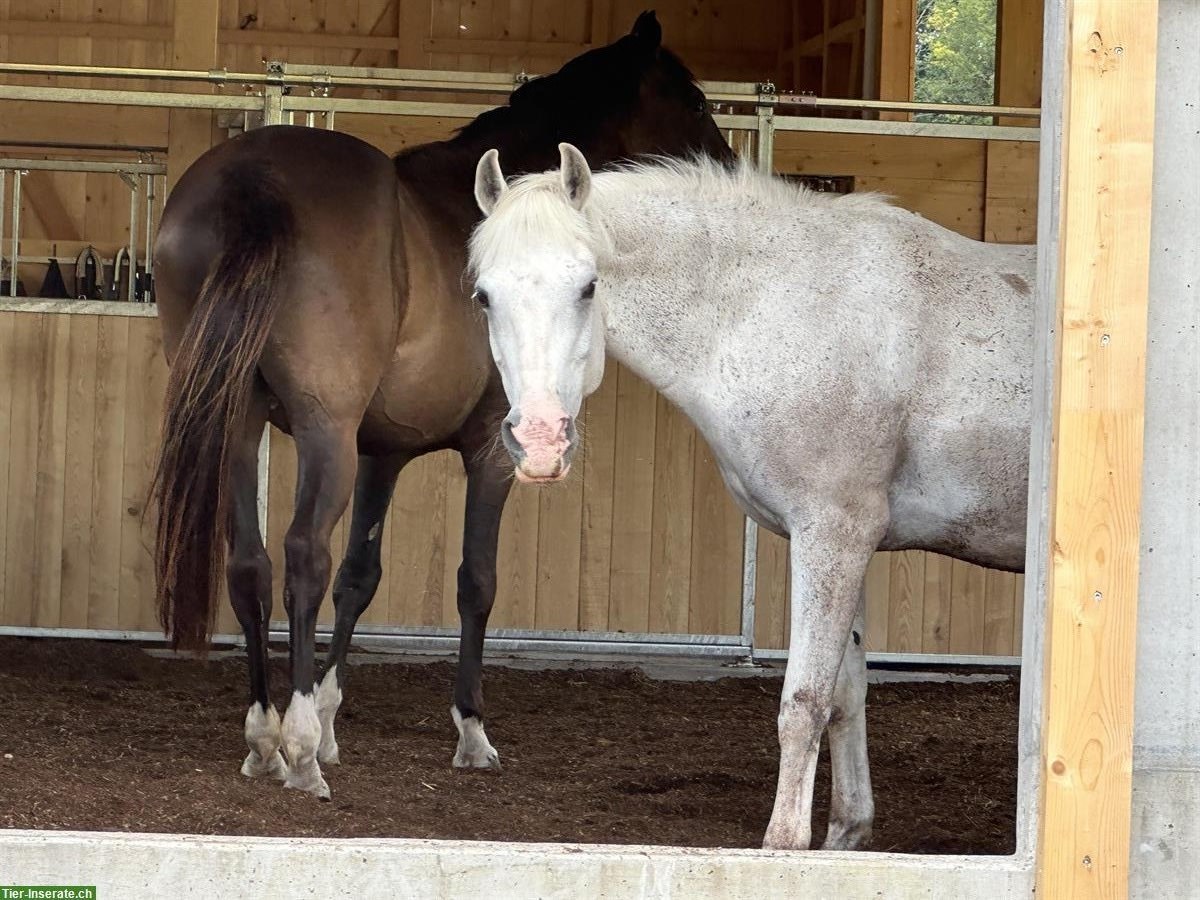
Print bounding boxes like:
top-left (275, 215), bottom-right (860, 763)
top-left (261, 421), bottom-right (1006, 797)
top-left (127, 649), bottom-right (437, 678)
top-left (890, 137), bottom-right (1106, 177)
top-left (1129, 1), bottom-right (1200, 895)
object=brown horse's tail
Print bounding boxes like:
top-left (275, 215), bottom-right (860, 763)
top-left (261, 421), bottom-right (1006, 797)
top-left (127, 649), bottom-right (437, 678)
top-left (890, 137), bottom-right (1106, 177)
top-left (151, 162), bottom-right (295, 651)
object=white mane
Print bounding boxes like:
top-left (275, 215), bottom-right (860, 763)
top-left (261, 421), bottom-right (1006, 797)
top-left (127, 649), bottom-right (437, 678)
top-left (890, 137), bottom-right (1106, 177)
top-left (469, 155), bottom-right (892, 278)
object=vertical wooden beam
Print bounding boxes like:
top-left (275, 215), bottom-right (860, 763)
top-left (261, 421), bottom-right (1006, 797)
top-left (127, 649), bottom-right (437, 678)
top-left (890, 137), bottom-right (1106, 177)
top-left (877, 0), bottom-right (914, 118)
top-left (589, 0), bottom-right (612, 46)
top-left (165, 0), bottom-right (219, 192)
top-left (1036, 1), bottom-right (1159, 897)
top-left (398, 0), bottom-right (434, 68)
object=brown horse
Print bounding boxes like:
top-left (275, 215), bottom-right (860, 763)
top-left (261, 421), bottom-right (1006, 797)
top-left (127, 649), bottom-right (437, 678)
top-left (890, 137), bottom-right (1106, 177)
top-left (151, 11), bottom-right (731, 798)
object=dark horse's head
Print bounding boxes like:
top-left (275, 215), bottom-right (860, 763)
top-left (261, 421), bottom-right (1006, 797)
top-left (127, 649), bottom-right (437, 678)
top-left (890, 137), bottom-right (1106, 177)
top-left (456, 10), bottom-right (732, 167)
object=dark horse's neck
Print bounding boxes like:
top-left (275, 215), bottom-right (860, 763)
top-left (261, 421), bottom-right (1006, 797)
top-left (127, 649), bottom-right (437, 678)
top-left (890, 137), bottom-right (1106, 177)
top-left (392, 105), bottom-right (609, 233)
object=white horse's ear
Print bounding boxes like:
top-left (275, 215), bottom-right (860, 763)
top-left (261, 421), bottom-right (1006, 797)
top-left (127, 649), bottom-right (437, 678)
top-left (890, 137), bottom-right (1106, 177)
top-left (558, 143), bottom-right (592, 211)
top-left (474, 149), bottom-right (507, 216)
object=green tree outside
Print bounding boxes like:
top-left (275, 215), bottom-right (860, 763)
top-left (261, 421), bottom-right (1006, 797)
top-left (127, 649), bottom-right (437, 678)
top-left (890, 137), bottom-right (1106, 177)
top-left (914, 0), bottom-right (997, 123)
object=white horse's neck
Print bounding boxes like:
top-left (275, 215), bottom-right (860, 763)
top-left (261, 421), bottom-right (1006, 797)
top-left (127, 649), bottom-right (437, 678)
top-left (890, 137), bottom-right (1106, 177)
top-left (587, 176), bottom-right (730, 411)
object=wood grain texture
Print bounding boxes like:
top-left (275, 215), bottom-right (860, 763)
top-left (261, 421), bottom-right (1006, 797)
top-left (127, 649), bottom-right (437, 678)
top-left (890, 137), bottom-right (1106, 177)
top-left (1037, 1), bottom-right (1158, 895)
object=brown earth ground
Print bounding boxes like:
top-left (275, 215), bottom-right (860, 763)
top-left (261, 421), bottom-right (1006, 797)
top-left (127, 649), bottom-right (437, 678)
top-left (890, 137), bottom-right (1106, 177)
top-left (0, 637), bottom-right (1018, 853)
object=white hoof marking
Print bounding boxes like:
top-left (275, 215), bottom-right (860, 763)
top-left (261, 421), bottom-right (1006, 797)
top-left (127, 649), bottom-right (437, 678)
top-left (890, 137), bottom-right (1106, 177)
top-left (242, 703), bottom-right (288, 781)
top-left (316, 665), bottom-right (343, 766)
top-left (451, 705), bottom-right (501, 770)
top-left (282, 691), bottom-right (330, 799)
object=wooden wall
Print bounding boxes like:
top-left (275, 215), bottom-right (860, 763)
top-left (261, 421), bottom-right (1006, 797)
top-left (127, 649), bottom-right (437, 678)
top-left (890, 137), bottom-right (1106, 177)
top-left (0, 0), bottom-right (1041, 657)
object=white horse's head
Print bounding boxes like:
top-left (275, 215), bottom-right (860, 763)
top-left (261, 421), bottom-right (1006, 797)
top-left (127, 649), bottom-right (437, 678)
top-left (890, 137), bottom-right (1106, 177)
top-left (470, 143), bottom-right (605, 483)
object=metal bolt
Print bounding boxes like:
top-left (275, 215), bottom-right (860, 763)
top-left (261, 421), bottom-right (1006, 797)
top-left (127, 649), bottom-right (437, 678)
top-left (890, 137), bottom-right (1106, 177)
top-left (1082, 855), bottom-right (1093, 869)
top-left (1100, 333), bottom-right (1111, 346)
top-left (1093, 591), bottom-right (1103, 602)
top-left (1114, 46), bottom-right (1124, 55)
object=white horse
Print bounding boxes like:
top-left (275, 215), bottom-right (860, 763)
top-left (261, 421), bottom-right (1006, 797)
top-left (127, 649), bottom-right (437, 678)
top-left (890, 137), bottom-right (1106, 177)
top-left (468, 143), bottom-right (1034, 851)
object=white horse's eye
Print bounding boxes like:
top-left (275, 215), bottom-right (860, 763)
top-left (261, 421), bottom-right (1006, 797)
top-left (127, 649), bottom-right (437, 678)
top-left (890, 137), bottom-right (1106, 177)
top-left (472, 287), bottom-right (490, 308)
top-left (580, 280), bottom-right (597, 301)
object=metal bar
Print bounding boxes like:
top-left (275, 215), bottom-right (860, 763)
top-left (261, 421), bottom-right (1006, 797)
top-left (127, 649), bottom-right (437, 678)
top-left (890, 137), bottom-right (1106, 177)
top-left (0, 298), bottom-right (157, 317)
top-left (712, 113), bottom-right (761, 130)
top-left (261, 84), bottom-right (285, 126)
top-left (770, 95), bottom-right (1041, 118)
top-left (0, 623), bottom-right (1022, 670)
top-left (0, 168), bottom-right (6, 289)
top-left (9, 170), bottom-right (21, 298)
top-left (772, 115), bottom-right (1040, 142)
top-left (126, 175), bottom-right (139, 302)
top-left (281, 95), bottom-right (496, 119)
top-left (0, 84), bottom-right (262, 111)
top-left (346, 623), bottom-right (744, 646)
top-left (740, 518), bottom-right (759, 658)
top-left (279, 61), bottom-right (519, 85)
top-left (752, 648), bottom-right (1023, 668)
top-left (0, 158), bottom-right (166, 175)
top-left (143, 174), bottom-right (155, 295)
top-left (256, 430), bottom-right (270, 541)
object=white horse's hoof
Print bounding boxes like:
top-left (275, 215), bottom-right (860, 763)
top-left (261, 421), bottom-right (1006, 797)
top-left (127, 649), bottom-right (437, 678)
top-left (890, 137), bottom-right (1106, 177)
top-left (821, 819), bottom-right (872, 851)
top-left (241, 748), bottom-right (288, 781)
top-left (243, 703), bottom-right (287, 780)
top-left (316, 666), bottom-right (343, 766)
top-left (451, 705), bottom-right (501, 771)
top-left (283, 691), bottom-right (330, 799)
top-left (284, 763), bottom-right (331, 799)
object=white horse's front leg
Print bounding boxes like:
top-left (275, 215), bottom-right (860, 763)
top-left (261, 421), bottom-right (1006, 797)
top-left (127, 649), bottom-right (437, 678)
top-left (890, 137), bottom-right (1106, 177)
top-left (822, 596), bottom-right (873, 850)
top-left (764, 528), bottom-right (876, 851)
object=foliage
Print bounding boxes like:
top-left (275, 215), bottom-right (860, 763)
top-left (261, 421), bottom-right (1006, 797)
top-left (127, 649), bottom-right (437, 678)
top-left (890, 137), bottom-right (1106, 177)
top-left (914, 0), bottom-right (997, 123)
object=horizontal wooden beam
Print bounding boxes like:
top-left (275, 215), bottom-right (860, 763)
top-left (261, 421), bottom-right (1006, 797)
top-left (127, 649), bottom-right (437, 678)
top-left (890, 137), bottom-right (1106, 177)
top-left (0, 20), bottom-right (171, 42)
top-left (0, 19), bottom-right (772, 74)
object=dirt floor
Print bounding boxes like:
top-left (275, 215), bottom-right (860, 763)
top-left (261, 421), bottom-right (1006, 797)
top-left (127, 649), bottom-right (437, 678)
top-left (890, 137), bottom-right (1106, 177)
top-left (0, 637), bottom-right (1018, 853)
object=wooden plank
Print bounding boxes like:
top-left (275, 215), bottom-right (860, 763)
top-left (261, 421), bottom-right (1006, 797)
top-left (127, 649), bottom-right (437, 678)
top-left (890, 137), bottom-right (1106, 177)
top-left (589, 0), bottom-right (612, 44)
top-left (687, 438), bottom-right (742, 638)
top-left (116, 317), bottom-right (160, 629)
top-left (397, 0), bottom-right (434, 66)
top-left (647, 397), bottom-right (695, 635)
top-left (577, 367), bottom-right (617, 631)
top-left (607, 364), bottom-right (657, 634)
top-left (949, 558), bottom-right (987, 654)
top-left (877, 0), bottom-right (914, 119)
top-left (492, 480), bottom-right (539, 629)
top-left (1037, 1), bottom-right (1158, 895)
top-left (390, 455), bottom-right (452, 627)
top-left (886, 549), bottom-right (924, 652)
top-left (921, 552), bottom-right (953, 653)
top-left (862, 552), bottom-right (890, 650)
top-left (3, 315), bottom-right (43, 627)
top-left (754, 528), bottom-right (789, 651)
top-left (853, 175), bottom-right (986, 239)
top-left (439, 453), bottom-right (467, 628)
top-left (983, 569), bottom-right (1018, 656)
top-left (534, 465), bottom-right (584, 631)
top-left (0, 315), bottom-right (15, 620)
top-left (87, 315), bottom-right (129, 630)
top-left (166, 0), bottom-right (220, 192)
top-left (985, 140), bottom-right (1040, 244)
top-left (60, 315), bottom-right (99, 628)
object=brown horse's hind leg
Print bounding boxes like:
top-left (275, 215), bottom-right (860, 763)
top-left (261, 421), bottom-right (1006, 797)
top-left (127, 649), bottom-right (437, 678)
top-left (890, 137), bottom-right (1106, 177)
top-left (280, 422), bottom-right (359, 799)
top-left (451, 450), bottom-right (513, 770)
top-left (315, 451), bottom-right (410, 765)
top-left (225, 387), bottom-right (286, 781)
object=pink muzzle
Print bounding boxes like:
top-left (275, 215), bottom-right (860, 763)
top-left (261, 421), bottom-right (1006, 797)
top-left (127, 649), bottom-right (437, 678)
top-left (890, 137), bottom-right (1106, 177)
top-left (509, 400), bottom-right (573, 483)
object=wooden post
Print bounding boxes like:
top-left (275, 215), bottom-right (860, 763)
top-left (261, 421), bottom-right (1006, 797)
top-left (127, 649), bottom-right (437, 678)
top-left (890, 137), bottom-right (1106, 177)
top-left (877, 0), bottom-right (914, 119)
top-left (1036, 1), bottom-right (1159, 897)
top-left (165, 0), bottom-right (220, 193)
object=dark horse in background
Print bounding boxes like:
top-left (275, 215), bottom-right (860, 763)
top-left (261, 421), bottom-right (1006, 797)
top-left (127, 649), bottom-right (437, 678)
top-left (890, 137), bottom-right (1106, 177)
top-left (151, 12), bottom-right (731, 798)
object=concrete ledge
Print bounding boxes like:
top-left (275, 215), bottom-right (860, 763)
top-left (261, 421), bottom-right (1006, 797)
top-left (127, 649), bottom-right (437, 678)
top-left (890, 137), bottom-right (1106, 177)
top-left (1, 830), bottom-right (1033, 899)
